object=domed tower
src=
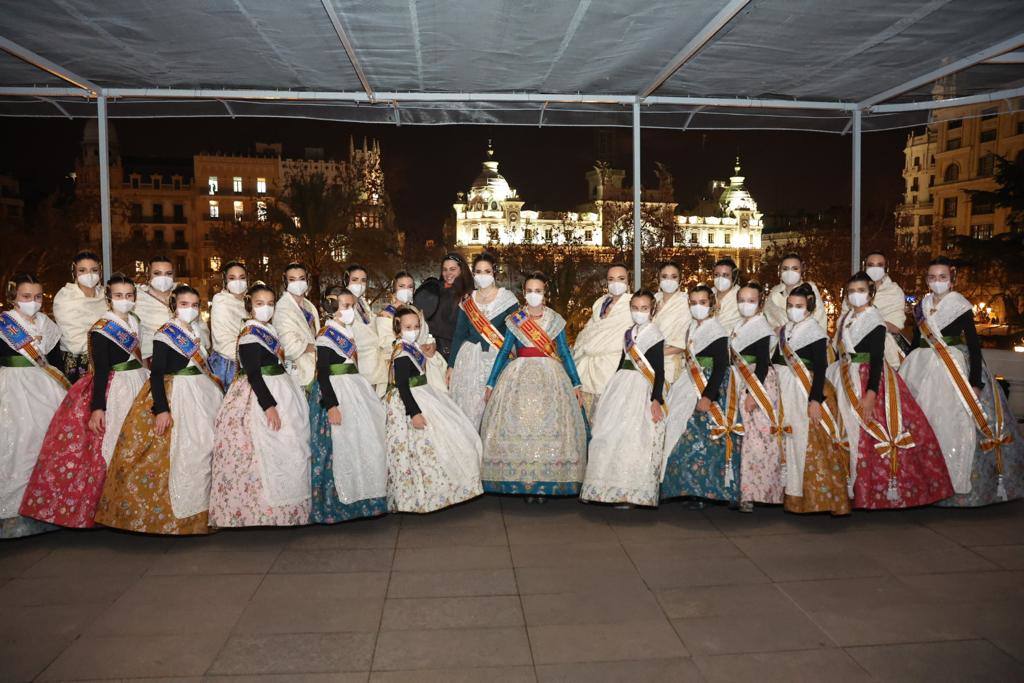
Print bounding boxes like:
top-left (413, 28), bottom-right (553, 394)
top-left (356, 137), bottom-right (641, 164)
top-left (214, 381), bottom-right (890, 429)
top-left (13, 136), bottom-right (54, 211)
top-left (75, 119), bottom-right (122, 187)
top-left (454, 141), bottom-right (523, 246)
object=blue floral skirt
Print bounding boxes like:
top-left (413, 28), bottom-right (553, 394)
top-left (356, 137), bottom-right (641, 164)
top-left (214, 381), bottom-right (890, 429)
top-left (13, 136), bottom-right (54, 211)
top-left (661, 373), bottom-right (742, 502)
top-left (307, 382), bottom-right (388, 524)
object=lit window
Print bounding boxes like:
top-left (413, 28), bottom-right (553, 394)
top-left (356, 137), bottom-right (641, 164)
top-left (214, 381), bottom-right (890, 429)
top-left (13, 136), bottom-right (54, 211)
top-left (256, 177), bottom-right (267, 194)
top-left (472, 228), bottom-right (480, 241)
top-left (233, 176), bottom-right (243, 193)
top-left (257, 201), bottom-right (267, 222)
top-left (208, 176), bottom-right (218, 195)
top-left (584, 230), bottom-right (593, 242)
top-left (260, 255), bottom-right (269, 266)
top-left (134, 260), bottom-right (145, 274)
top-left (942, 197), bottom-right (958, 218)
top-left (292, 216), bottom-right (301, 228)
top-left (209, 200), bottom-right (219, 218)
top-left (724, 233), bottom-right (731, 245)
top-left (545, 228), bottom-right (553, 242)
top-left (524, 229), bottom-right (533, 241)
top-left (690, 232), bottom-right (698, 243)
top-left (234, 200), bottom-right (244, 220)
top-left (209, 256), bottom-right (221, 271)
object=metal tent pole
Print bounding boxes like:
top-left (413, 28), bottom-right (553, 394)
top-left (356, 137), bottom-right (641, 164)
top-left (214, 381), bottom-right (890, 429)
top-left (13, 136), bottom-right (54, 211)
top-left (632, 98), bottom-right (642, 289)
top-left (851, 108), bottom-right (862, 273)
top-left (98, 94), bottom-right (112, 281)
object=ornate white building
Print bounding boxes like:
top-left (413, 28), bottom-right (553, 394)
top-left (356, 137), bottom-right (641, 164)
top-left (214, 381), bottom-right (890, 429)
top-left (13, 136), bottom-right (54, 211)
top-left (452, 144), bottom-right (764, 257)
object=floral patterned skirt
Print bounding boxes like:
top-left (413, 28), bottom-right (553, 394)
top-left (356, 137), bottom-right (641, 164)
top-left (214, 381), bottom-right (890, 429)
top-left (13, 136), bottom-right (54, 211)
top-left (94, 379), bottom-right (210, 535)
top-left (845, 364), bottom-right (954, 509)
top-left (209, 378), bottom-right (310, 527)
top-left (783, 384), bottom-right (851, 516)
top-left (738, 368), bottom-right (785, 504)
top-left (19, 373), bottom-right (110, 528)
top-left (308, 381), bottom-right (388, 524)
top-left (661, 373), bottom-right (742, 503)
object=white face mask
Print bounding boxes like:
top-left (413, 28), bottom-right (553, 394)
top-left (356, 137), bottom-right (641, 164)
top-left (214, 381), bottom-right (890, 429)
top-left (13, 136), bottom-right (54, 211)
top-left (848, 291), bottom-right (869, 308)
top-left (631, 310), bottom-right (650, 325)
top-left (112, 299), bottom-right (135, 314)
top-left (176, 307), bottom-right (199, 323)
top-left (401, 329), bottom-right (419, 343)
top-left (150, 275), bottom-right (174, 293)
top-left (525, 291), bottom-right (544, 307)
top-left (929, 280), bottom-right (950, 295)
top-left (253, 304), bottom-right (274, 322)
top-left (787, 307), bottom-right (807, 323)
top-left (659, 278), bottom-right (679, 294)
top-left (738, 301), bottom-right (759, 318)
top-left (780, 270), bottom-right (801, 286)
top-left (713, 276), bottom-right (732, 293)
top-left (77, 273), bottom-right (100, 289)
top-left (473, 273), bottom-right (495, 289)
top-left (348, 282), bottom-right (366, 298)
top-left (226, 279), bottom-right (248, 295)
top-left (287, 280), bottom-right (308, 296)
top-left (17, 301), bottom-right (41, 317)
top-left (865, 266), bottom-right (886, 282)
top-left (395, 288), bottom-right (413, 303)
top-left (689, 303), bottom-right (710, 321)
top-left (339, 308), bottom-right (356, 325)
top-left (608, 281), bottom-right (628, 297)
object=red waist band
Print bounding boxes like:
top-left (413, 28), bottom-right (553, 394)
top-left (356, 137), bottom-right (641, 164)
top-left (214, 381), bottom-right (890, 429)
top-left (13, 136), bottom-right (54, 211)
top-left (517, 346), bottom-right (550, 358)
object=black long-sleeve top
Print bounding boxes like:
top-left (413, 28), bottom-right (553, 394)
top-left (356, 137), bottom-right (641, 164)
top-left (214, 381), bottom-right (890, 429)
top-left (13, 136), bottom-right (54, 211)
top-left (316, 346), bottom-right (353, 410)
top-left (393, 355), bottom-right (423, 417)
top-left (911, 311), bottom-right (984, 388)
top-left (428, 287), bottom-right (461, 358)
top-left (696, 337), bottom-right (729, 402)
top-left (739, 336), bottom-right (771, 384)
top-left (0, 334), bottom-right (63, 368)
top-left (90, 331), bottom-right (131, 411)
top-left (853, 325), bottom-right (885, 394)
top-left (149, 340), bottom-right (189, 414)
top-left (239, 342), bottom-right (280, 411)
top-left (772, 338), bottom-right (828, 404)
top-left (617, 340), bottom-right (665, 402)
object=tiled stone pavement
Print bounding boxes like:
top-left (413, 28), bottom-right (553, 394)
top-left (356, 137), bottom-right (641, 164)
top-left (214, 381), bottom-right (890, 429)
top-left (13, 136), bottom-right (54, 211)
top-left (2, 497), bottom-right (1023, 682)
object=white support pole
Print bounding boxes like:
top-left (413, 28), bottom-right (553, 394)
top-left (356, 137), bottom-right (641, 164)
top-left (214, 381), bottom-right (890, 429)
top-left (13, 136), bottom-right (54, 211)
top-left (851, 108), bottom-right (862, 274)
top-left (98, 94), bottom-right (112, 281)
top-left (632, 98), bottom-right (642, 289)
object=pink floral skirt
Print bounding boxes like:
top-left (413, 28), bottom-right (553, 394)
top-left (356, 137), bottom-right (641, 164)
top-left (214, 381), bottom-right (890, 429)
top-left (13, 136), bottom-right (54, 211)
top-left (739, 368), bottom-right (785, 504)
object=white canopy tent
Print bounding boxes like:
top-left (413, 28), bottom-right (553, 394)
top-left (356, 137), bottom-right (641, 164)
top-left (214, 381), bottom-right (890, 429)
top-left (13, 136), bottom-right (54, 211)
top-left (2, 0), bottom-right (1023, 284)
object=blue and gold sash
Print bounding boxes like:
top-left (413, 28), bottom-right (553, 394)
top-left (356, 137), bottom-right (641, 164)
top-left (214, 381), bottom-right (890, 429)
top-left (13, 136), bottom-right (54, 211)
top-left (381, 304), bottom-right (397, 317)
top-left (302, 307), bottom-right (315, 330)
top-left (0, 312), bottom-right (71, 389)
top-left (599, 295), bottom-right (614, 319)
top-left (92, 316), bottom-right (142, 360)
top-left (320, 324), bottom-right (358, 363)
top-left (356, 299), bottom-right (371, 325)
top-left (157, 320), bottom-right (222, 390)
top-left (241, 323), bottom-right (285, 361)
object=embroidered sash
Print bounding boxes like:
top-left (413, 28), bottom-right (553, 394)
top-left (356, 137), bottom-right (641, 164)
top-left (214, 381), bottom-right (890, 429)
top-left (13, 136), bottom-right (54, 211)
top-left (625, 326), bottom-right (668, 402)
top-left (157, 321), bottom-right (222, 391)
top-left (731, 349), bottom-right (788, 454)
top-left (302, 307), bottom-right (316, 331)
top-left (779, 326), bottom-right (844, 447)
top-left (918, 317), bottom-right (1012, 484)
top-left (511, 308), bottom-right (558, 359)
top-left (0, 312), bottom-right (71, 390)
top-left (241, 324), bottom-right (285, 362)
top-left (381, 304), bottom-right (397, 317)
top-left (321, 324), bottom-right (359, 363)
top-left (355, 299), bottom-right (371, 325)
top-left (684, 333), bottom-right (743, 484)
top-left (387, 339), bottom-right (427, 390)
top-left (462, 295), bottom-right (505, 348)
top-left (836, 337), bottom-right (915, 498)
top-left (598, 295), bottom-right (614, 319)
top-left (92, 316), bottom-right (142, 362)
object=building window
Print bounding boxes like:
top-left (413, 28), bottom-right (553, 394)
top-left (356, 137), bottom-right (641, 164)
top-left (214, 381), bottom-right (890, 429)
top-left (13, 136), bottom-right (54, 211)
top-left (233, 200), bottom-right (244, 220)
top-left (919, 230), bottom-right (932, 246)
top-left (943, 163), bottom-right (960, 182)
top-left (175, 256), bottom-right (187, 276)
top-left (947, 119), bottom-right (962, 130)
top-left (584, 230), bottom-right (593, 242)
top-left (208, 200), bottom-right (219, 218)
top-left (929, 175), bottom-right (935, 187)
top-left (545, 228), bottom-right (553, 242)
top-left (256, 201), bottom-right (267, 222)
top-left (472, 228), bottom-right (479, 241)
top-left (970, 223), bottom-right (994, 239)
top-left (919, 214), bottom-right (933, 227)
top-left (724, 233), bottom-right (731, 245)
top-left (1017, 120), bottom-right (1024, 136)
top-left (209, 176), bottom-right (219, 194)
top-left (524, 229), bottom-right (533, 241)
top-left (153, 229), bottom-right (165, 243)
top-left (942, 197), bottom-right (958, 218)
top-left (946, 137), bottom-right (961, 151)
top-left (131, 203), bottom-right (142, 221)
top-left (173, 229), bottom-right (185, 247)
top-left (911, 177), bottom-right (919, 191)
top-left (152, 178), bottom-right (161, 190)
top-left (690, 232), bottom-right (698, 244)
top-left (977, 154), bottom-right (996, 177)
top-left (209, 256), bottom-right (221, 272)
top-left (173, 178), bottom-right (181, 190)
top-left (913, 156), bottom-right (920, 168)
top-left (152, 204), bottom-right (163, 221)
top-left (256, 177), bottom-right (267, 194)
top-left (232, 176), bottom-right (243, 193)
top-left (981, 107), bottom-right (998, 121)
top-left (173, 204), bottom-right (184, 222)
top-left (972, 195), bottom-right (995, 215)
top-left (980, 128), bottom-right (997, 143)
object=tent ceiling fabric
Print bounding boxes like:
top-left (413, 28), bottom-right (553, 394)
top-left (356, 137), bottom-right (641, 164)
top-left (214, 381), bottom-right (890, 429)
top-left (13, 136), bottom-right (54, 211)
top-left (0, 0), bottom-right (1023, 131)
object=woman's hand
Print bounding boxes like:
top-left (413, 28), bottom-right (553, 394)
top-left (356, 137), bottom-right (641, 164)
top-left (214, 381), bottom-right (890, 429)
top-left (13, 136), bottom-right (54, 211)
top-left (650, 400), bottom-right (664, 423)
top-left (744, 394), bottom-right (757, 413)
top-left (574, 387), bottom-right (584, 408)
top-left (696, 397), bottom-right (712, 413)
top-left (88, 409), bottom-right (105, 435)
top-left (808, 400), bottom-right (822, 422)
top-left (422, 342), bottom-right (436, 358)
top-left (859, 390), bottom-right (876, 421)
top-left (153, 411), bottom-right (173, 436)
top-left (327, 406), bottom-right (342, 426)
top-left (265, 406), bottom-right (282, 431)
top-left (483, 387), bottom-right (492, 403)
top-left (445, 367), bottom-right (453, 386)
top-left (305, 343), bottom-right (315, 355)
top-left (971, 385), bottom-right (981, 399)
top-left (411, 413), bottom-right (427, 430)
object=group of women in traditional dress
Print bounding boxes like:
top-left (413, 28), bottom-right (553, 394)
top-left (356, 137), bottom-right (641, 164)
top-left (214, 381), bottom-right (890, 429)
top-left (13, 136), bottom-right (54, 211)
top-left (1, 248), bottom-right (1021, 539)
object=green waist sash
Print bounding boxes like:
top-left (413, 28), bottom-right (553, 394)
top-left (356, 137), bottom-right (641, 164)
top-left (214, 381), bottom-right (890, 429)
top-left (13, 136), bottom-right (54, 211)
top-left (918, 334), bottom-right (963, 348)
top-left (327, 363), bottom-right (359, 376)
top-left (845, 352), bottom-right (871, 363)
top-left (739, 353), bottom-right (757, 364)
top-left (0, 355), bottom-right (34, 368)
top-left (387, 374), bottom-right (428, 393)
top-left (111, 359), bottom-right (142, 372)
top-left (168, 365), bottom-right (202, 377)
top-left (618, 358), bottom-right (638, 372)
top-left (260, 364), bottom-right (285, 376)
top-left (694, 355), bottom-right (715, 369)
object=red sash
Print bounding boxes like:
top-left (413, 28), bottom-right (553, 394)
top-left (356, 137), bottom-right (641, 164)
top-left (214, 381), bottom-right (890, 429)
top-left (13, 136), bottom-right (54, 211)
top-left (462, 296), bottom-right (506, 348)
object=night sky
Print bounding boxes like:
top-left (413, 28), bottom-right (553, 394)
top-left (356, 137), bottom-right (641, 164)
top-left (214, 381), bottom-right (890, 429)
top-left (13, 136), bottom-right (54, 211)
top-left (0, 117), bottom-right (908, 243)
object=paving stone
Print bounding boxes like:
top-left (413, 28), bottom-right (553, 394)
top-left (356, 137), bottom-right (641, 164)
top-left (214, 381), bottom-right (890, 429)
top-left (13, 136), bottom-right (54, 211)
top-left (253, 572), bottom-right (389, 601)
top-left (672, 607), bottom-right (835, 655)
top-left (372, 627), bottom-right (532, 670)
top-left (536, 657), bottom-right (703, 682)
top-left (381, 596), bottom-right (524, 630)
top-left (270, 548), bottom-right (393, 573)
top-left (528, 620), bottom-right (687, 664)
top-left (38, 634), bottom-right (228, 680)
top-left (392, 545), bottom-right (511, 571)
top-left (387, 569), bottom-right (517, 598)
top-left (147, 548), bottom-right (281, 575)
top-left (234, 597), bottom-right (383, 634)
top-left (694, 648), bottom-right (870, 682)
top-left (521, 589), bottom-right (664, 626)
top-left (846, 639), bottom-right (1024, 681)
top-left (209, 632), bottom-right (375, 675)
top-left (0, 574), bottom-right (138, 606)
top-left (656, 583), bottom-right (795, 619)
top-left (369, 666), bottom-right (534, 682)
